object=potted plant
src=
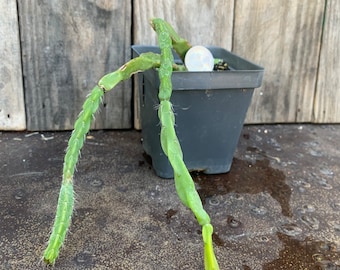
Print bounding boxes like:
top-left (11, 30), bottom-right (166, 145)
top-left (42, 18), bottom-right (263, 270)
top-left (133, 45), bottom-right (263, 178)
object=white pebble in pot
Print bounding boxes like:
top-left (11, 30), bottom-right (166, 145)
top-left (184, 45), bottom-right (214, 71)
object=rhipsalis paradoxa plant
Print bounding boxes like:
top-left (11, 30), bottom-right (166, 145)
top-left (43, 18), bottom-right (220, 270)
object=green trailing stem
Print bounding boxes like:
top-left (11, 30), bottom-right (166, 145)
top-left (152, 18), bottom-right (219, 270)
top-left (203, 224), bottom-right (219, 270)
top-left (44, 18), bottom-right (220, 269)
top-left (164, 20), bottom-right (191, 61)
top-left (43, 86), bottom-right (104, 264)
top-left (43, 53), bottom-right (160, 265)
top-left (43, 182), bottom-right (74, 264)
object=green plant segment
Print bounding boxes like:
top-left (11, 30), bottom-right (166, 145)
top-left (151, 18), bottom-right (219, 269)
top-left (43, 54), bottom-right (160, 264)
top-left (43, 18), bottom-right (219, 269)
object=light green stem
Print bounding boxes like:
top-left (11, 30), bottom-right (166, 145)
top-left (43, 53), bottom-right (160, 265)
top-left (151, 18), bottom-right (219, 270)
top-left (43, 182), bottom-right (74, 264)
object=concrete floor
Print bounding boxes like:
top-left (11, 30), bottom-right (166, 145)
top-left (0, 125), bottom-right (339, 269)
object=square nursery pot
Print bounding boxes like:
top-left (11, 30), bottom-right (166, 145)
top-left (132, 45), bottom-right (264, 178)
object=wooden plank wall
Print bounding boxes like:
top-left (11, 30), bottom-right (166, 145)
top-left (234, 0), bottom-right (325, 123)
top-left (0, 0), bottom-right (26, 130)
top-left (1, 0), bottom-right (339, 130)
top-left (314, 0), bottom-right (340, 123)
top-left (18, 0), bottom-right (131, 130)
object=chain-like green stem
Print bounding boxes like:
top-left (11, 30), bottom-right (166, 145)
top-left (151, 18), bottom-right (219, 270)
top-left (43, 53), bottom-right (160, 265)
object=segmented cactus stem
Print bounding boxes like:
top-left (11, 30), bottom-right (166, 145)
top-left (151, 18), bottom-right (219, 270)
top-left (43, 54), bottom-right (159, 265)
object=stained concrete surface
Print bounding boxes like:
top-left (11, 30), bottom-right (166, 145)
top-left (0, 125), bottom-right (339, 269)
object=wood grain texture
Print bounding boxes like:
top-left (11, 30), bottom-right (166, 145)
top-left (18, 0), bottom-right (131, 130)
top-left (133, 0), bottom-right (234, 48)
top-left (0, 0), bottom-right (26, 130)
top-left (3, 1), bottom-right (337, 130)
top-left (233, 0), bottom-right (325, 123)
top-left (314, 0), bottom-right (340, 123)
top-left (133, 0), bottom-right (234, 129)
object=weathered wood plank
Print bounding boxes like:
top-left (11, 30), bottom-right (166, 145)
top-left (0, 0), bottom-right (26, 130)
top-left (233, 0), bottom-right (325, 123)
top-left (314, 0), bottom-right (340, 123)
top-left (133, 0), bottom-right (234, 48)
top-left (133, 0), bottom-right (234, 129)
top-left (18, 0), bottom-right (131, 130)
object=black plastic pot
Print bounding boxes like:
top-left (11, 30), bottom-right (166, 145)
top-left (132, 45), bottom-right (264, 178)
